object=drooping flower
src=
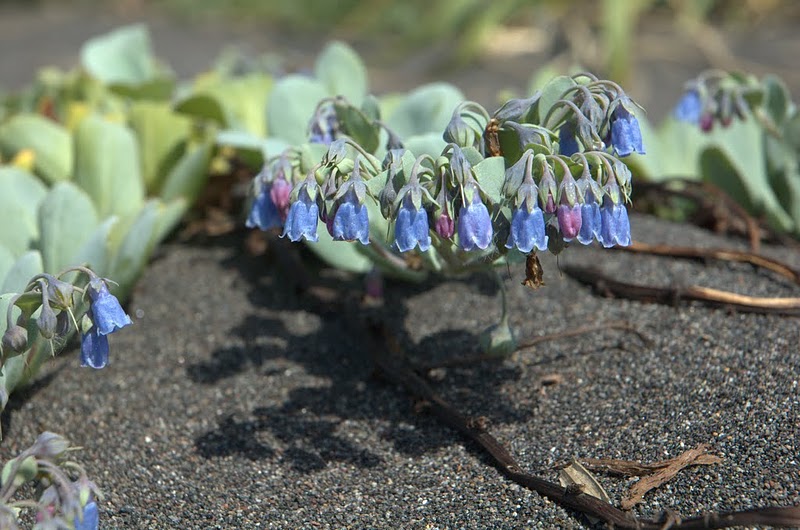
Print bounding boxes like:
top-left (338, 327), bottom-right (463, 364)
top-left (394, 195), bottom-right (431, 252)
top-left (556, 203), bottom-right (582, 241)
top-left (506, 198), bottom-right (548, 253)
top-left (457, 188), bottom-right (492, 251)
top-left (599, 195), bottom-right (632, 247)
top-left (332, 188), bottom-right (370, 245)
top-left (555, 170), bottom-right (581, 241)
top-left (309, 103), bottom-right (339, 145)
top-left (577, 187), bottom-right (602, 245)
top-left (558, 123), bottom-right (580, 157)
top-left (86, 278), bottom-right (132, 336)
top-left (74, 501), bottom-right (99, 530)
top-left (610, 101), bottom-right (645, 157)
top-left (435, 208), bottom-right (455, 239)
top-left (246, 184), bottom-right (282, 231)
top-left (270, 176), bottom-right (293, 221)
top-left (282, 184), bottom-right (320, 242)
top-left (80, 323), bottom-right (109, 369)
top-left (673, 89), bottom-right (703, 125)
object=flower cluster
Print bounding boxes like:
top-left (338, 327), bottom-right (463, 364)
top-left (1, 267), bottom-right (132, 370)
top-left (0, 432), bottom-right (101, 530)
top-left (672, 71), bottom-right (755, 131)
top-left (246, 73), bottom-right (641, 274)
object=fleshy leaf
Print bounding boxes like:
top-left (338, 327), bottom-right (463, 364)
top-left (761, 75), bottom-right (792, 129)
top-left (700, 143), bottom-right (792, 232)
top-left (152, 198), bottom-right (190, 246)
top-left (473, 157), bottom-right (506, 205)
top-left (174, 94), bottom-right (230, 126)
top-left (215, 130), bottom-right (282, 170)
top-left (191, 74), bottom-right (273, 135)
top-left (158, 141), bottom-right (213, 204)
top-left (305, 220), bottom-right (373, 274)
top-left (266, 75), bottom-right (328, 145)
top-left (106, 200), bottom-right (160, 297)
top-left (128, 101), bottom-right (191, 193)
top-left (37, 182), bottom-right (100, 273)
top-left (403, 133), bottom-right (447, 159)
top-left (0, 167), bottom-right (48, 256)
top-left (535, 75), bottom-right (577, 127)
top-left (314, 41), bottom-right (368, 105)
top-left (0, 114), bottom-right (73, 184)
top-left (80, 24), bottom-right (157, 85)
top-left (334, 103), bottom-right (380, 154)
top-left (73, 114), bottom-right (145, 218)
top-left (1, 250), bottom-right (43, 294)
top-left (72, 216), bottom-right (118, 276)
top-left (385, 83), bottom-right (465, 138)
top-left (0, 246), bottom-right (14, 286)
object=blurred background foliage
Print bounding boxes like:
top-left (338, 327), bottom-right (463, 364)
top-left (13, 0), bottom-right (795, 88)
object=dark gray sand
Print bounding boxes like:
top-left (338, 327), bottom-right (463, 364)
top-left (2, 215), bottom-right (798, 529)
top-left (1, 5), bottom-right (799, 529)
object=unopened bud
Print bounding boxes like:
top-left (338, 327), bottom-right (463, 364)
top-left (2, 325), bottom-right (28, 354)
top-left (36, 303), bottom-right (58, 340)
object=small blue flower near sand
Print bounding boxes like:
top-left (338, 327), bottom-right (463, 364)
top-left (74, 501), bottom-right (99, 530)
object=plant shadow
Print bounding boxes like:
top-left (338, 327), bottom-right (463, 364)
top-left (188, 231), bottom-right (536, 473)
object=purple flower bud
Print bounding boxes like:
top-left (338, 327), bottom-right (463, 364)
top-left (544, 193), bottom-right (556, 214)
top-left (30, 432), bottom-right (70, 459)
top-left (492, 94), bottom-right (539, 122)
top-left (505, 198), bottom-right (548, 253)
top-left (610, 102), bottom-right (645, 157)
top-left (80, 324), bottom-right (109, 369)
top-left (87, 278), bottom-right (132, 336)
top-left (673, 89), bottom-right (703, 125)
top-left (46, 276), bottom-right (76, 310)
top-left (36, 302), bottom-right (58, 340)
top-left (332, 188), bottom-right (370, 245)
top-left (699, 113), bottom-right (714, 132)
top-left (435, 210), bottom-right (455, 239)
top-left (443, 113), bottom-right (480, 149)
top-left (394, 195), bottom-right (431, 252)
top-left (457, 192), bottom-right (493, 251)
top-left (556, 203), bottom-right (582, 241)
top-left (599, 196), bottom-right (632, 248)
top-left (269, 177), bottom-right (292, 221)
top-left (282, 185), bottom-right (320, 242)
top-left (2, 324), bottom-right (28, 353)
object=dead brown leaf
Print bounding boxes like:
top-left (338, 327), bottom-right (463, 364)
top-left (522, 253), bottom-right (545, 290)
top-left (584, 444), bottom-right (722, 510)
top-left (580, 450), bottom-right (721, 478)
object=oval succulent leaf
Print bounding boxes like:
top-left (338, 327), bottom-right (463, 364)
top-left (0, 114), bottom-right (73, 185)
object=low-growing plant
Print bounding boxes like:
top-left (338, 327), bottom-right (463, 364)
top-left (0, 24), bottom-right (274, 413)
top-left (240, 42), bottom-right (800, 528)
top-left (626, 70), bottom-right (800, 236)
top-left (0, 266), bottom-right (132, 416)
top-left (244, 44), bottom-right (643, 353)
top-left (0, 432), bottom-right (100, 530)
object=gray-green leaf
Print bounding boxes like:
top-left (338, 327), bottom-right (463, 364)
top-left (314, 41), bottom-right (368, 105)
top-left (73, 114), bottom-right (145, 219)
top-left (1, 251), bottom-right (43, 294)
top-left (266, 75), bottom-right (328, 145)
top-left (0, 114), bottom-right (73, 184)
top-left (37, 182), bottom-right (99, 273)
top-left (0, 167), bottom-right (48, 256)
top-left (80, 24), bottom-right (157, 85)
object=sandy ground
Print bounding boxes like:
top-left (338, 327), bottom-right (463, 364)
top-left (0, 3), bottom-right (799, 529)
